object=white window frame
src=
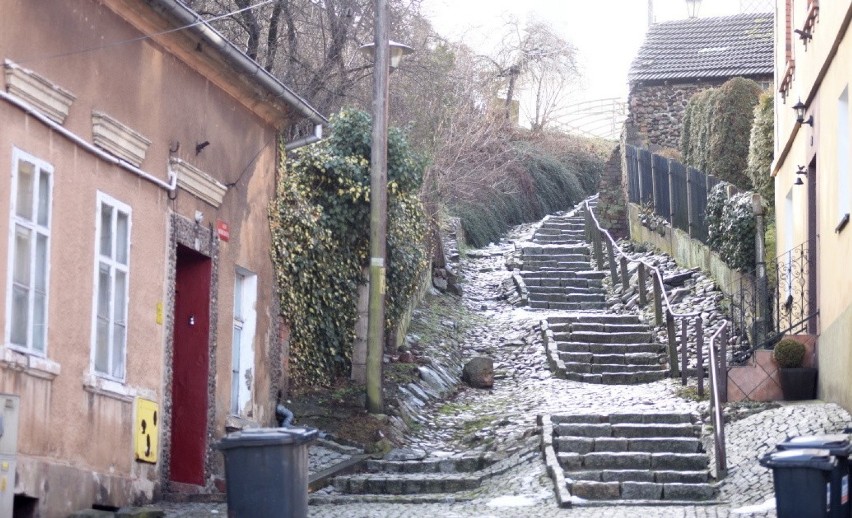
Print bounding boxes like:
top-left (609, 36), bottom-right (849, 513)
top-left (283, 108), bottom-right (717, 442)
top-left (90, 192), bottom-right (132, 382)
top-left (5, 148), bottom-right (53, 356)
top-left (231, 268), bottom-right (257, 416)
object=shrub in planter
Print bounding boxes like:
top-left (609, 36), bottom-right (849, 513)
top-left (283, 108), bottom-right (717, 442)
top-left (773, 338), bottom-right (817, 400)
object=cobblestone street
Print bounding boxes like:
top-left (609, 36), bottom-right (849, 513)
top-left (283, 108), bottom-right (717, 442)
top-left (154, 212), bottom-right (852, 517)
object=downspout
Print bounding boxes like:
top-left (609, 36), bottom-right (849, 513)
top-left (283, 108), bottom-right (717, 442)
top-left (284, 124), bottom-right (323, 151)
top-left (0, 90), bottom-right (177, 191)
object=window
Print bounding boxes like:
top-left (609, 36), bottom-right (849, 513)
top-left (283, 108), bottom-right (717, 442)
top-left (91, 193), bottom-right (131, 380)
top-left (838, 87), bottom-right (850, 222)
top-left (784, 189), bottom-right (794, 299)
top-left (6, 149), bottom-right (52, 354)
top-left (231, 270), bottom-right (257, 415)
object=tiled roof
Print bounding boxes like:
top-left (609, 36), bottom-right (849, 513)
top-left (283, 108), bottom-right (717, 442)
top-left (629, 13), bottom-right (773, 83)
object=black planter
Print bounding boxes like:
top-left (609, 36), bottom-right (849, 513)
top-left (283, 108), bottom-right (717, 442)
top-left (778, 367), bottom-right (818, 401)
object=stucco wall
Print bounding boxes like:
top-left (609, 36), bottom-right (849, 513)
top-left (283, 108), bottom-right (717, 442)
top-left (0, 0), bottom-right (286, 513)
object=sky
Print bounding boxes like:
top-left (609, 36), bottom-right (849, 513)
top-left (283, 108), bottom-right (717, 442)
top-left (420, 0), bottom-right (765, 136)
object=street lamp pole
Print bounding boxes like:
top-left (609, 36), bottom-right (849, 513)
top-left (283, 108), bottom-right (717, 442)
top-left (366, 0), bottom-right (390, 414)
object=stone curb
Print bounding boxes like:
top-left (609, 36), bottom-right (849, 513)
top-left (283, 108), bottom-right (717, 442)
top-left (540, 321), bottom-right (567, 378)
top-left (539, 414), bottom-right (572, 508)
top-left (511, 270), bottom-right (529, 305)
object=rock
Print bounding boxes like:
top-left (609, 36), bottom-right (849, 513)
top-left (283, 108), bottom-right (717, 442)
top-left (663, 270), bottom-right (696, 287)
top-left (385, 447), bottom-right (427, 461)
top-left (433, 277), bottom-right (448, 291)
top-left (462, 356), bottom-right (494, 388)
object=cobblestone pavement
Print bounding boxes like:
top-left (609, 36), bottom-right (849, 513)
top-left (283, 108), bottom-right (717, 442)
top-left (154, 218), bottom-right (852, 517)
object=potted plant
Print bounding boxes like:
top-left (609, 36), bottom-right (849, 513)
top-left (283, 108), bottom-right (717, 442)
top-left (773, 338), bottom-right (817, 400)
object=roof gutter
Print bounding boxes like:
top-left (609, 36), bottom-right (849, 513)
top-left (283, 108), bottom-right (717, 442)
top-left (145, 0), bottom-right (327, 133)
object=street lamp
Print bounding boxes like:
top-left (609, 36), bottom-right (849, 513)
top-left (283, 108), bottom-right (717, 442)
top-left (358, 40), bottom-right (414, 72)
top-left (361, 0), bottom-right (413, 414)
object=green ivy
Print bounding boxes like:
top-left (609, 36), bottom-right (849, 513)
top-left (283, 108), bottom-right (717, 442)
top-left (746, 90), bottom-right (775, 213)
top-left (706, 183), bottom-right (757, 271)
top-left (270, 109), bottom-right (430, 387)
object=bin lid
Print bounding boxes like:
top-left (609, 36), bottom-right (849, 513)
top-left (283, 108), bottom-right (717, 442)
top-left (215, 426), bottom-right (319, 450)
top-left (759, 448), bottom-right (837, 470)
top-left (777, 434), bottom-right (852, 455)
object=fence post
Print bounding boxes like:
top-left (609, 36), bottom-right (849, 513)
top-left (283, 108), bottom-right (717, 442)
top-left (650, 152), bottom-right (658, 211)
top-left (620, 256), bottom-right (629, 292)
top-left (584, 205), bottom-right (592, 243)
top-left (686, 167), bottom-right (694, 238)
top-left (696, 317), bottom-right (704, 398)
top-left (666, 311), bottom-right (678, 378)
top-left (652, 271), bottom-right (663, 326)
top-left (720, 327), bottom-right (728, 403)
top-left (606, 238), bottom-right (618, 285)
top-left (593, 231), bottom-right (605, 271)
top-left (681, 318), bottom-right (688, 386)
top-left (667, 158), bottom-right (675, 225)
top-left (638, 263), bottom-right (647, 306)
top-left (636, 149), bottom-right (644, 203)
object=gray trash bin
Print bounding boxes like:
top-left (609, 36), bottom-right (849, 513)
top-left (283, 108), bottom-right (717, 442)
top-left (777, 434), bottom-right (852, 518)
top-left (216, 426), bottom-right (319, 518)
top-left (760, 448), bottom-right (837, 518)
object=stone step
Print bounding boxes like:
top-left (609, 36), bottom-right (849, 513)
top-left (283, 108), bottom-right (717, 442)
top-left (530, 301), bottom-right (609, 311)
top-left (568, 322), bottom-right (650, 333)
top-left (547, 314), bottom-right (641, 326)
top-left (557, 452), bottom-right (709, 471)
top-left (554, 436), bottom-right (702, 454)
top-left (523, 277), bottom-right (600, 289)
top-left (555, 342), bottom-right (662, 355)
top-left (523, 261), bottom-right (594, 272)
top-left (566, 331), bottom-right (654, 344)
top-left (529, 293), bottom-right (606, 304)
top-left (561, 361), bottom-right (665, 376)
top-left (520, 245), bottom-right (590, 255)
top-left (535, 228), bottom-right (586, 236)
top-left (568, 480), bottom-right (716, 501)
top-left (554, 422), bottom-right (698, 439)
top-left (364, 456), bottom-right (492, 474)
top-left (526, 285), bottom-right (597, 295)
top-left (558, 351), bottom-right (662, 366)
top-left (523, 252), bottom-right (589, 260)
top-left (561, 370), bottom-right (668, 384)
top-left (567, 469), bottom-right (710, 484)
top-left (533, 234), bottom-right (586, 241)
top-left (333, 472), bottom-right (480, 495)
top-left (550, 413), bottom-right (696, 425)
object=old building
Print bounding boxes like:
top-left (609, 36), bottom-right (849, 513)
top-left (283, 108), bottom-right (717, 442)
top-left (626, 12), bottom-right (774, 150)
top-left (0, 0), bottom-right (324, 515)
top-left (772, 1), bottom-right (852, 408)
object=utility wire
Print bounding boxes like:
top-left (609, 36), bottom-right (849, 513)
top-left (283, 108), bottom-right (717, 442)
top-left (17, 0), bottom-right (274, 65)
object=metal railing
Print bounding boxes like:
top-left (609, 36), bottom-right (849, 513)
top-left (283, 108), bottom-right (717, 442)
top-left (583, 197), bottom-right (729, 479)
top-left (707, 322), bottom-right (729, 478)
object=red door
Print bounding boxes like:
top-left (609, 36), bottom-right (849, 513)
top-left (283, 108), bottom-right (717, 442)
top-left (169, 245), bottom-right (212, 485)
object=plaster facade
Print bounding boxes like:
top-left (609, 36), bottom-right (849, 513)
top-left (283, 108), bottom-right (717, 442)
top-left (771, 2), bottom-right (852, 409)
top-left (0, 0), bottom-right (318, 514)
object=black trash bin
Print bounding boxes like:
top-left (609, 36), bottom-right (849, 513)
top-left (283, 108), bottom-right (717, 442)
top-left (760, 448), bottom-right (837, 518)
top-left (216, 426), bottom-right (319, 518)
top-left (777, 434), bottom-right (852, 518)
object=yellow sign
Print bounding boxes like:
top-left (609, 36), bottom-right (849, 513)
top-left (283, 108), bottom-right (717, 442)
top-left (156, 302), bottom-right (164, 325)
top-left (134, 398), bottom-right (159, 463)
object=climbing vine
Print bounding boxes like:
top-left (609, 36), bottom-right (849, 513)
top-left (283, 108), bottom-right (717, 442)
top-left (270, 109), bottom-right (430, 387)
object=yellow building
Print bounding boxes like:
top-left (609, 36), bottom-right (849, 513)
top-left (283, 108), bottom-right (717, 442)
top-left (773, 1), bottom-right (852, 407)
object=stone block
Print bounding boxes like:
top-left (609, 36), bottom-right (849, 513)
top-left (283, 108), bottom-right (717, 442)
top-left (594, 438), bottom-right (629, 452)
top-left (570, 481), bottom-right (621, 500)
top-left (663, 482), bottom-right (716, 500)
top-left (601, 469), bottom-right (654, 483)
top-left (555, 437), bottom-right (594, 454)
top-left (583, 452), bottom-right (650, 470)
top-left (116, 510), bottom-right (165, 518)
top-left (621, 481), bottom-right (663, 500)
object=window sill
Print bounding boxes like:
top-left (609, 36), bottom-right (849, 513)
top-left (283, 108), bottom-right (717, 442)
top-left (83, 373), bottom-right (156, 403)
top-left (0, 346), bottom-right (60, 380)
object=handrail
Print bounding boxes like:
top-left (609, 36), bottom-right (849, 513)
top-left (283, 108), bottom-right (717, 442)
top-left (708, 321), bottom-right (728, 479)
top-left (584, 195), bottom-right (729, 479)
top-left (583, 198), bottom-right (702, 381)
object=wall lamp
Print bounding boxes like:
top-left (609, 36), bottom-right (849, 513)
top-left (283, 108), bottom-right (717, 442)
top-left (794, 165), bottom-right (807, 186)
top-left (793, 99), bottom-right (814, 126)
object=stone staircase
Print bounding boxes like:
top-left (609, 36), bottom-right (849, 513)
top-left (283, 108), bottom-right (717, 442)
top-left (317, 439), bottom-right (540, 503)
top-left (532, 213), bottom-right (588, 245)
top-left (541, 412), bottom-right (718, 505)
top-left (542, 313), bottom-right (668, 384)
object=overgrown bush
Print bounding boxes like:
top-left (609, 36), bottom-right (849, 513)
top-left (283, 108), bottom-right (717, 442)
top-left (706, 182), bottom-right (729, 252)
top-left (270, 109), bottom-right (430, 387)
top-left (448, 132), bottom-right (606, 247)
top-left (707, 185), bottom-right (758, 271)
top-left (681, 78), bottom-right (762, 190)
top-left (746, 90), bottom-right (775, 213)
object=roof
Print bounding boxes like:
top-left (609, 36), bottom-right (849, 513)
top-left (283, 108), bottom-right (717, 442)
top-left (628, 13), bottom-right (773, 84)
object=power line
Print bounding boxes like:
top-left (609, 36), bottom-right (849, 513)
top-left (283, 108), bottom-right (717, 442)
top-left (17, 0), bottom-right (275, 65)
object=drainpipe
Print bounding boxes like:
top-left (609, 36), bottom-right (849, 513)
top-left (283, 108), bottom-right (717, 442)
top-left (1, 90), bottom-right (177, 191)
top-left (285, 124), bottom-right (323, 151)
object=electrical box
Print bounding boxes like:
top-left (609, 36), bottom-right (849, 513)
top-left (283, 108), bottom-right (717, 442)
top-left (0, 394), bottom-right (19, 518)
top-left (134, 398), bottom-right (159, 463)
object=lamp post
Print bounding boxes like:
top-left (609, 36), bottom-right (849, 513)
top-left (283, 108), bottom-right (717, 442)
top-left (359, 1), bottom-right (412, 414)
